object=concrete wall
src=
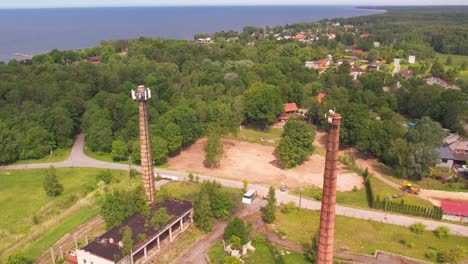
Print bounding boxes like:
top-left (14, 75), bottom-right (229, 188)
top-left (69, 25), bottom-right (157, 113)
top-left (442, 214), bottom-right (468, 223)
top-left (76, 249), bottom-right (115, 264)
top-left (437, 159), bottom-right (453, 168)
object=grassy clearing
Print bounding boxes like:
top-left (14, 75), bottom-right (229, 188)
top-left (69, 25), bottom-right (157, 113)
top-left (156, 226), bottom-right (203, 264)
top-left (371, 176), bottom-right (434, 208)
top-left (23, 206), bottom-right (99, 259)
top-left (226, 127), bottom-right (283, 146)
top-left (275, 208), bottom-right (468, 262)
top-left (435, 53), bottom-right (468, 67)
top-left (0, 168), bottom-right (126, 257)
top-left (12, 148), bottom-right (71, 165)
top-left (208, 239), bottom-right (310, 264)
top-left (293, 186), bottom-right (368, 209)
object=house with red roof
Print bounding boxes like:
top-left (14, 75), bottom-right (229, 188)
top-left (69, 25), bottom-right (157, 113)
top-left (294, 33), bottom-right (307, 40)
top-left (352, 49), bottom-right (365, 56)
top-left (401, 69), bottom-right (413, 79)
top-left (317, 93), bottom-right (327, 103)
top-left (360, 33), bottom-right (371, 38)
top-left (279, 103), bottom-right (299, 123)
top-left (441, 200), bottom-right (468, 223)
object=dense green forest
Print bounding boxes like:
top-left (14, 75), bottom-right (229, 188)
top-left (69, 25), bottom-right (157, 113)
top-left (0, 7), bottom-right (467, 181)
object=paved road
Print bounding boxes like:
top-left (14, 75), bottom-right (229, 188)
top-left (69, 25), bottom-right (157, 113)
top-left (2, 134), bottom-right (468, 237)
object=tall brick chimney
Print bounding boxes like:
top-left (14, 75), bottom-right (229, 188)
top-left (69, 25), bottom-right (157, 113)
top-left (132, 85), bottom-right (156, 204)
top-left (317, 113), bottom-right (341, 264)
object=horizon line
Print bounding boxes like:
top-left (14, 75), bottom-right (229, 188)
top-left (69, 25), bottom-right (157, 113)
top-left (0, 4), bottom-right (467, 10)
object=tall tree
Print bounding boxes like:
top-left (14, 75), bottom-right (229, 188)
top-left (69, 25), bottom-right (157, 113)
top-left (244, 82), bottom-right (283, 128)
top-left (43, 166), bottom-right (63, 197)
top-left (262, 186), bottom-right (277, 223)
top-left (111, 140), bottom-right (129, 161)
top-left (0, 123), bottom-right (18, 164)
top-left (276, 120), bottom-right (315, 168)
top-left (205, 131), bottom-right (223, 168)
top-left (151, 136), bottom-right (169, 165)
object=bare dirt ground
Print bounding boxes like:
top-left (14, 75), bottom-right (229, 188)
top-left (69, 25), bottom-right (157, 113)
top-left (168, 137), bottom-right (363, 191)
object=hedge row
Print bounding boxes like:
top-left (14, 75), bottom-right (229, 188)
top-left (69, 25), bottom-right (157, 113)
top-left (373, 195), bottom-right (443, 220)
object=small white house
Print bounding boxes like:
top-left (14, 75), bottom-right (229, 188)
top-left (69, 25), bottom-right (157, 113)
top-left (408, 55), bottom-right (416, 64)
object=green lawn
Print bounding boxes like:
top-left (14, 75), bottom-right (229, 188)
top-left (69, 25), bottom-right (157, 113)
top-left (208, 239), bottom-right (310, 264)
top-left (225, 127), bottom-right (284, 147)
top-left (275, 208), bottom-right (468, 263)
top-left (435, 53), bottom-right (468, 68)
top-left (12, 148), bottom-right (71, 165)
top-left (293, 186), bottom-right (368, 208)
top-left (24, 206), bottom-right (99, 259)
top-left (0, 168), bottom-right (126, 257)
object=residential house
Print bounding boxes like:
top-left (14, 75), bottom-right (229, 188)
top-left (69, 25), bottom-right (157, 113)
top-left (327, 33), bottom-right (337, 40)
top-left (279, 103), bottom-right (299, 123)
top-left (360, 33), bottom-right (371, 38)
top-left (75, 200), bottom-right (193, 264)
top-left (196, 38), bottom-right (214, 44)
top-left (305, 60), bottom-right (328, 70)
top-left (408, 55), bottom-right (416, 64)
top-left (294, 33), bottom-right (307, 40)
top-left (367, 62), bottom-right (380, 71)
top-left (436, 146), bottom-right (455, 167)
top-left (441, 200), bottom-right (468, 223)
top-left (87, 56), bottom-right (100, 64)
top-left (352, 49), bottom-right (365, 56)
top-left (344, 24), bottom-right (354, 30)
top-left (436, 133), bottom-right (468, 169)
top-left (350, 67), bottom-right (365, 80)
top-left (426, 77), bottom-right (461, 91)
top-left (317, 93), bottom-right (327, 103)
top-left (400, 69), bottom-right (413, 79)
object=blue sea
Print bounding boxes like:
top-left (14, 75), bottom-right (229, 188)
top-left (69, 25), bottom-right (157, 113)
top-left (0, 6), bottom-right (384, 62)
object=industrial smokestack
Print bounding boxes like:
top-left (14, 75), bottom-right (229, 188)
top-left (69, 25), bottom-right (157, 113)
top-left (317, 113), bottom-right (341, 264)
top-left (132, 85), bottom-right (156, 204)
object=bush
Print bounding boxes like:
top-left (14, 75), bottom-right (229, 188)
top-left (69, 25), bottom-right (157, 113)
top-left (434, 226), bottom-right (450, 238)
top-left (6, 252), bottom-right (32, 264)
top-left (188, 173), bottom-right (194, 181)
top-left (150, 208), bottom-right (172, 229)
top-left (155, 173), bottom-right (162, 181)
top-left (281, 201), bottom-right (298, 214)
top-left (221, 256), bottom-right (242, 264)
top-left (137, 233), bottom-right (147, 242)
top-left (43, 166), bottom-right (63, 197)
top-left (410, 222), bottom-right (426, 234)
top-left (437, 247), bottom-right (462, 263)
top-left (313, 192), bottom-right (322, 201)
top-left (224, 217), bottom-right (249, 245)
top-left (399, 238), bottom-right (414, 248)
top-left (96, 169), bottom-right (113, 184)
top-left (424, 249), bottom-right (436, 259)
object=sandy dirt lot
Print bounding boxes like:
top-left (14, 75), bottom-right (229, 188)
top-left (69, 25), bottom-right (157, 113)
top-left (168, 138), bottom-right (363, 191)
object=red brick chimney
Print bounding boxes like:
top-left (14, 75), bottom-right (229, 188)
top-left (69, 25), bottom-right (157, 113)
top-left (317, 113), bottom-right (341, 264)
top-left (133, 85), bottom-right (156, 204)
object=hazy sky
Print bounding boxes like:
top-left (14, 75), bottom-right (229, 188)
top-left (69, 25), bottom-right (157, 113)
top-left (1, 0), bottom-right (466, 8)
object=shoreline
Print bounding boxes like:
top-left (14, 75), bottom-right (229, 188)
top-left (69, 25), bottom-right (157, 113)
top-left (1, 6), bottom-right (384, 62)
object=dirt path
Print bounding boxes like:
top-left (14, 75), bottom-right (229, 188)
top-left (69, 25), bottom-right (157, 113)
top-left (172, 199), bottom-right (267, 264)
top-left (264, 233), bottom-right (305, 253)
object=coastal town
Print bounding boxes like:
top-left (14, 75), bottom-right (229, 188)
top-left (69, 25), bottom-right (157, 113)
top-left (0, 5), bottom-right (468, 264)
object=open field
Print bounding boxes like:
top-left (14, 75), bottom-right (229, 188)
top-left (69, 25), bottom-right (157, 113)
top-left (0, 168), bottom-right (126, 259)
top-left (208, 239), bottom-right (310, 264)
top-left (11, 148), bottom-right (71, 165)
top-left (226, 127), bottom-right (284, 147)
top-left (168, 138), bottom-right (362, 191)
top-left (275, 208), bottom-right (468, 263)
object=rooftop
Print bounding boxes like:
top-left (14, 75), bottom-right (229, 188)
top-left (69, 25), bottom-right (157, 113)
top-left (81, 200), bottom-right (192, 262)
top-left (284, 102), bottom-right (298, 113)
top-left (441, 200), bottom-right (468, 217)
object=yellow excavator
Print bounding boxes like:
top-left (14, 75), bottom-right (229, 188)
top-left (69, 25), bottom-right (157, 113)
top-left (401, 181), bottom-right (420, 195)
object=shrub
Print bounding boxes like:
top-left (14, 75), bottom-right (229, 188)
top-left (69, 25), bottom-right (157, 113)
top-left (155, 173), bottom-right (162, 181)
top-left (188, 173), bottom-right (194, 181)
top-left (399, 238), bottom-right (414, 248)
top-left (150, 208), bottom-right (172, 229)
top-left (221, 256), bottom-right (242, 264)
top-left (137, 233), bottom-right (147, 242)
top-left (6, 251), bottom-right (32, 264)
top-left (228, 235), bottom-right (242, 250)
top-left (424, 249), bottom-right (436, 259)
top-left (43, 166), bottom-right (63, 197)
top-left (313, 192), bottom-right (322, 201)
top-left (410, 222), bottom-right (426, 234)
top-left (96, 169), bottom-right (113, 184)
top-left (434, 226), bottom-right (450, 238)
top-left (224, 217), bottom-right (249, 245)
top-left (437, 247), bottom-right (462, 263)
top-left (281, 201), bottom-right (298, 214)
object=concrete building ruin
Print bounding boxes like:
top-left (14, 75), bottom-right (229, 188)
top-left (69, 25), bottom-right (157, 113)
top-left (317, 113), bottom-right (341, 264)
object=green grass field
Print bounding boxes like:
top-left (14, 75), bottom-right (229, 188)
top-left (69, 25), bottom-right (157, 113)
top-left (275, 208), bottom-right (468, 262)
top-left (0, 168), bottom-right (126, 259)
top-left (208, 239), bottom-right (310, 264)
top-left (12, 148), bottom-right (71, 165)
top-left (226, 127), bottom-right (284, 147)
